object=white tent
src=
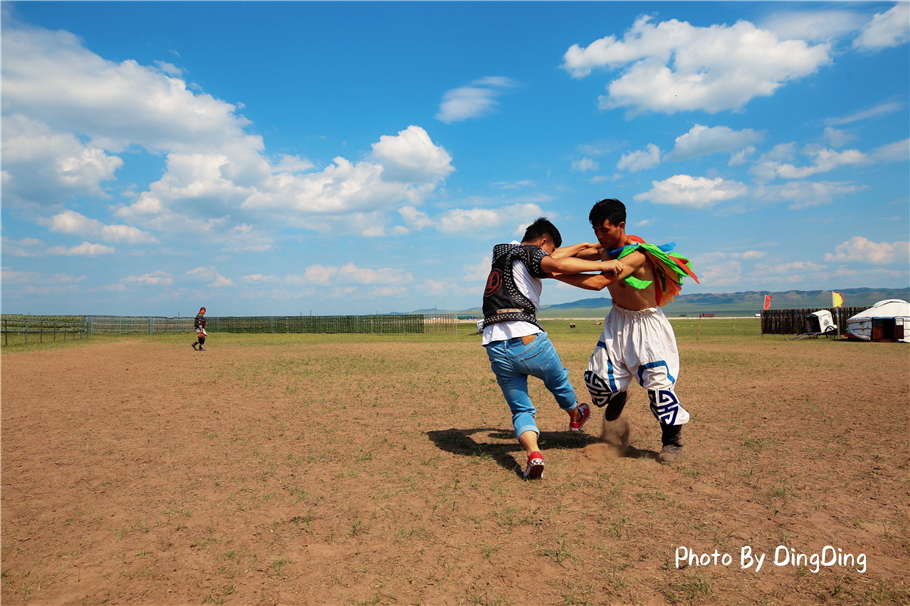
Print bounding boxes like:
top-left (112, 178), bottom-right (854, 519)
top-left (845, 299), bottom-right (910, 343)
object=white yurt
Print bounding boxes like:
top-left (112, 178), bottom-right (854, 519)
top-left (845, 299), bottom-right (910, 342)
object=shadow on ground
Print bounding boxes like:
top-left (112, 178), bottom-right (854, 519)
top-left (427, 427), bottom-right (600, 478)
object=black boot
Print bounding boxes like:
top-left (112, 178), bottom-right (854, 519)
top-left (600, 392), bottom-right (631, 456)
top-left (658, 424), bottom-right (683, 464)
top-left (192, 341), bottom-right (198, 350)
top-left (604, 391), bottom-right (627, 421)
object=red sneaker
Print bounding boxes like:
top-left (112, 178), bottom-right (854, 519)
top-left (569, 403), bottom-right (591, 433)
top-left (523, 451), bottom-right (544, 480)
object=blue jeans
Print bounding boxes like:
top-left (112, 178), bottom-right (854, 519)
top-left (485, 332), bottom-right (579, 440)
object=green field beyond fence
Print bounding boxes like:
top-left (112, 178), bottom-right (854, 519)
top-left (4, 307), bottom-right (870, 347)
top-left (84, 314), bottom-right (457, 335)
top-left (1, 314), bottom-right (460, 346)
top-left (0, 314), bottom-right (459, 340)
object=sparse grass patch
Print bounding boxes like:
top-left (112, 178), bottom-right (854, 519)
top-left (2, 325), bottom-right (907, 605)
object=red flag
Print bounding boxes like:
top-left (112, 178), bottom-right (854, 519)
top-left (763, 295), bottom-right (772, 310)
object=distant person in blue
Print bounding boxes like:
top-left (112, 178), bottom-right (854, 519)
top-left (480, 217), bottom-right (624, 479)
top-left (192, 307), bottom-right (207, 351)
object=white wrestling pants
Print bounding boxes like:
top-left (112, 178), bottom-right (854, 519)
top-left (584, 305), bottom-right (690, 426)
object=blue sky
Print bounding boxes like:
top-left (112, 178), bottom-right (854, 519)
top-left (2, 1), bottom-right (908, 316)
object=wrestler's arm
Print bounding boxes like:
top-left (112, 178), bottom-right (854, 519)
top-left (551, 272), bottom-right (618, 291)
top-left (551, 242), bottom-right (601, 260)
top-left (551, 249), bottom-right (648, 289)
top-left (540, 255), bottom-right (624, 276)
top-left (613, 250), bottom-right (648, 280)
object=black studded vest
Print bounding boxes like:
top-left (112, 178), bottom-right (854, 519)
top-left (482, 243), bottom-right (548, 330)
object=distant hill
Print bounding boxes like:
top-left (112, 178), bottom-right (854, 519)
top-left (424, 287), bottom-right (910, 318)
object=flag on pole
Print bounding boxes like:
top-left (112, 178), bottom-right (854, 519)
top-left (833, 291), bottom-right (844, 308)
top-left (763, 295), bottom-right (772, 310)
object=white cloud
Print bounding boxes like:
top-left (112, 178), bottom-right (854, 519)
top-left (437, 208), bottom-right (504, 234)
top-left (369, 125), bottom-right (455, 183)
top-left (436, 77), bottom-right (518, 123)
top-left (463, 257), bottom-right (491, 283)
top-left (237, 126), bottom-right (453, 221)
top-left (153, 60), bottom-right (183, 77)
top-left (728, 146), bottom-right (757, 167)
top-left (1, 114), bottom-right (123, 209)
top-left (753, 261), bottom-right (828, 282)
top-left (823, 127), bottom-right (857, 148)
top-left (241, 274), bottom-right (280, 283)
top-left (762, 9), bottom-right (864, 43)
top-left (46, 241), bottom-right (115, 256)
top-left (571, 158), bottom-right (600, 172)
top-left (436, 203), bottom-right (543, 234)
top-left (751, 146), bottom-right (867, 182)
top-left (20, 284), bottom-right (82, 296)
top-left (0, 268), bottom-right (84, 286)
top-left (752, 181), bottom-right (865, 210)
top-left (825, 101), bottom-right (904, 126)
top-left (330, 286), bottom-right (359, 298)
top-left (617, 144), bottom-right (661, 172)
top-left (562, 15), bottom-right (831, 115)
top-left (371, 286), bottom-right (407, 297)
top-left (124, 271), bottom-right (173, 285)
top-left (38, 210), bottom-right (158, 244)
top-left (4, 23), bottom-right (454, 240)
top-left (1, 268), bottom-right (42, 284)
top-left (338, 262), bottom-right (412, 285)
top-left (185, 266), bottom-right (233, 287)
top-left (853, 3), bottom-right (910, 51)
top-left (739, 251), bottom-right (766, 260)
top-left (781, 147), bottom-right (866, 179)
top-left (492, 180), bottom-right (537, 189)
top-left (399, 206), bottom-right (433, 231)
top-left (422, 279), bottom-right (475, 299)
top-left (2, 24), bottom-right (251, 154)
top-left (208, 275), bottom-right (234, 288)
top-left (300, 265), bottom-right (337, 286)
top-left (695, 257), bottom-right (743, 287)
top-left (437, 88), bottom-right (497, 123)
top-left (587, 174), bottom-right (621, 184)
top-left (665, 124), bottom-right (765, 162)
top-left (273, 155), bottom-right (315, 174)
top-left (871, 138), bottom-right (910, 163)
top-left (2, 237), bottom-right (44, 257)
top-left (297, 263), bottom-right (412, 287)
top-left (92, 283), bottom-right (129, 293)
top-left (221, 223), bottom-right (273, 253)
top-left (578, 139), bottom-right (622, 156)
top-left (634, 175), bottom-right (747, 209)
top-left (824, 236), bottom-right (910, 265)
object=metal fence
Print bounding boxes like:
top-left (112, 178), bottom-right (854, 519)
top-left (1, 313), bottom-right (460, 341)
top-left (82, 314), bottom-right (459, 335)
top-left (760, 307), bottom-right (867, 335)
top-left (2, 318), bottom-right (89, 345)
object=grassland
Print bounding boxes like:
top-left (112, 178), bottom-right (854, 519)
top-left (2, 319), bottom-right (908, 605)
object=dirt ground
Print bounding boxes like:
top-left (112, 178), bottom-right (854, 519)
top-left (2, 331), bottom-right (909, 605)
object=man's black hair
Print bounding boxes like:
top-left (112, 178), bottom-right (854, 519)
top-left (589, 198), bottom-right (626, 227)
top-left (522, 217), bottom-right (562, 249)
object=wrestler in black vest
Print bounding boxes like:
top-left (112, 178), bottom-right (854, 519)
top-left (482, 243), bottom-right (549, 331)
